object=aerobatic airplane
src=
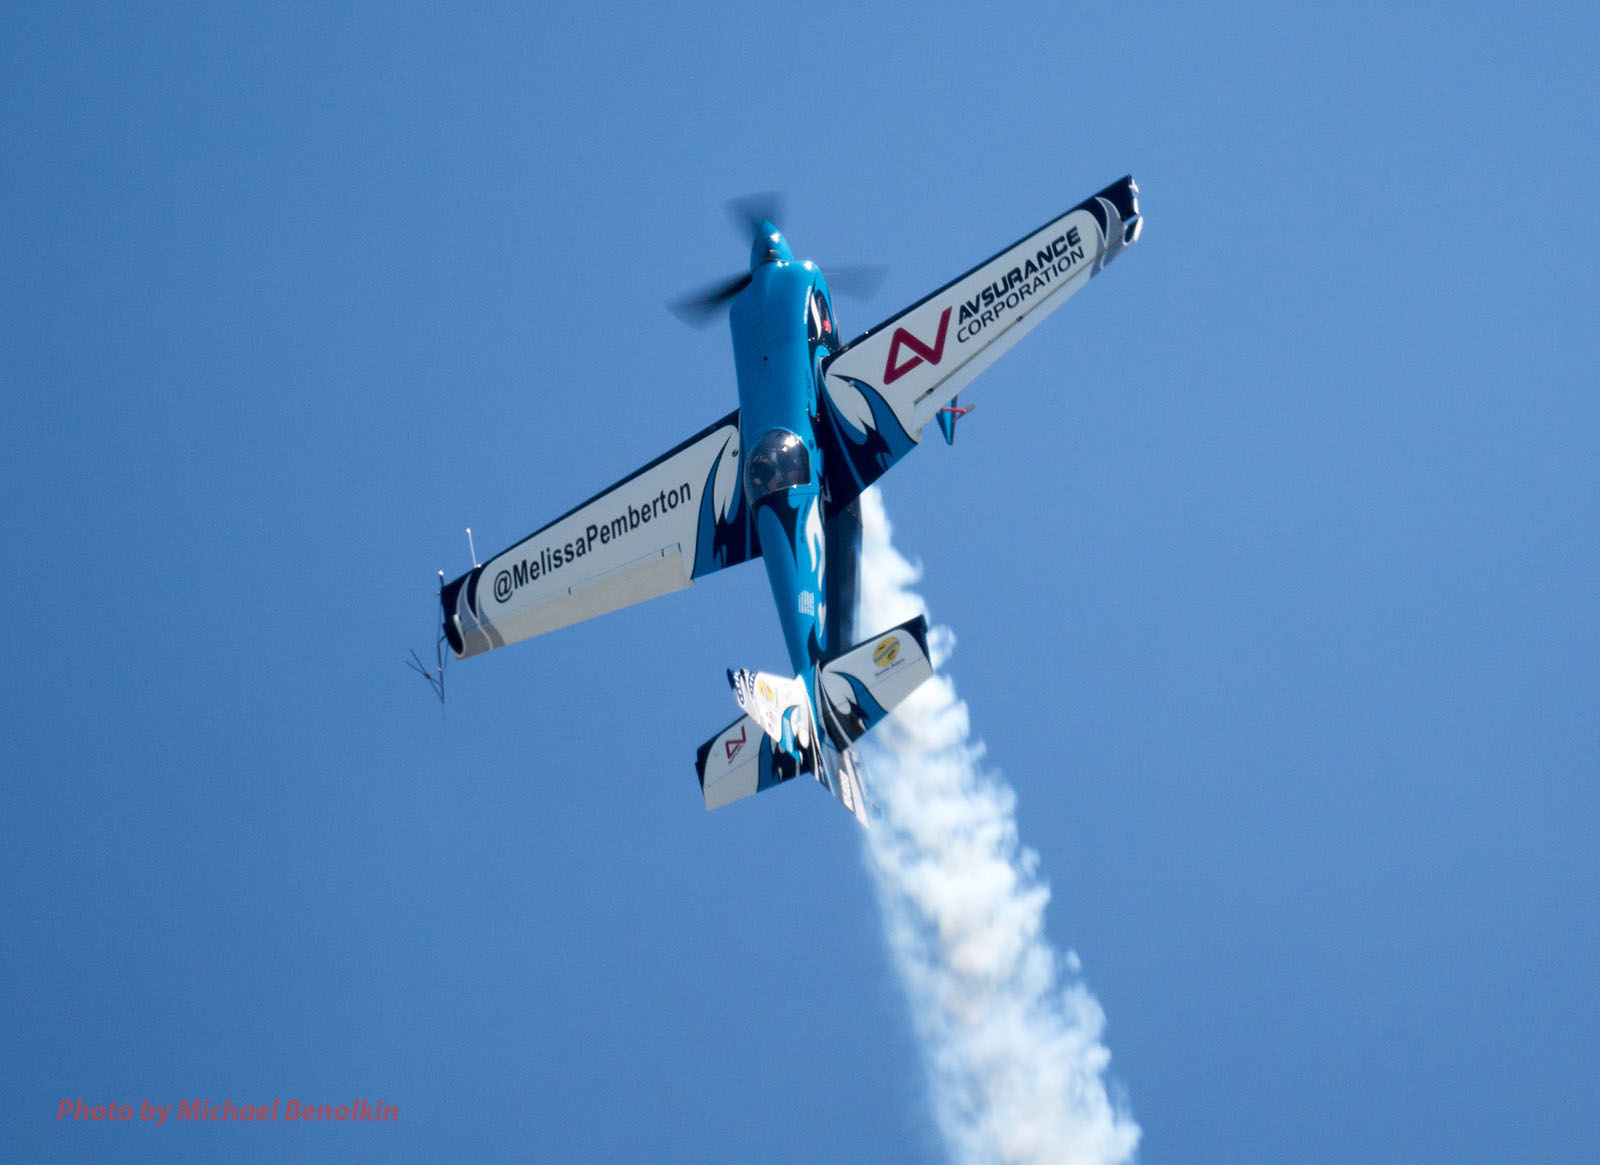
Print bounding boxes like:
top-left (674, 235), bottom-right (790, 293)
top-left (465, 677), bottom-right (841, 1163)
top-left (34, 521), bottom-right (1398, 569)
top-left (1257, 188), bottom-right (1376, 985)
top-left (429, 177), bottom-right (1142, 823)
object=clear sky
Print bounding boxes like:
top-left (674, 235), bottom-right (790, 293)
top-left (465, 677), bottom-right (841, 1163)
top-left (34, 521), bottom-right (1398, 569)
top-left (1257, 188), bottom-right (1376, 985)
top-left (4, 2), bottom-right (1596, 1162)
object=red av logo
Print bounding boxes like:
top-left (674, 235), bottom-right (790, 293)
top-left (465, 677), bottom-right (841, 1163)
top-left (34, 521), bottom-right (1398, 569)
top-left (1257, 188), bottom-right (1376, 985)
top-left (725, 724), bottom-right (747, 761)
top-left (883, 307), bottom-right (952, 385)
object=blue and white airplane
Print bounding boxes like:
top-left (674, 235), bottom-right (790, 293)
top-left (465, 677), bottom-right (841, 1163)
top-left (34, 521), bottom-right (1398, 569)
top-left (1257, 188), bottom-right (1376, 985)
top-left (433, 177), bottom-right (1142, 823)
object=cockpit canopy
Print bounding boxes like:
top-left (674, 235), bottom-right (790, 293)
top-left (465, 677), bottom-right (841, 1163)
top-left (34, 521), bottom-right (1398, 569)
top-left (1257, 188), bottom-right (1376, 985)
top-left (745, 429), bottom-right (811, 501)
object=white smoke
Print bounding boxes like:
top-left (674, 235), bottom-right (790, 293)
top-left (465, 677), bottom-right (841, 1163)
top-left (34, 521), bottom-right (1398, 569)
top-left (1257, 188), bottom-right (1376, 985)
top-left (856, 487), bottom-right (1140, 1165)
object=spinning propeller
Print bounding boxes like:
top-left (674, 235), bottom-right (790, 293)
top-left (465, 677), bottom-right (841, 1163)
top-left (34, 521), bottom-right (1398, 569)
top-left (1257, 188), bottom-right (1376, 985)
top-left (668, 194), bottom-right (886, 327)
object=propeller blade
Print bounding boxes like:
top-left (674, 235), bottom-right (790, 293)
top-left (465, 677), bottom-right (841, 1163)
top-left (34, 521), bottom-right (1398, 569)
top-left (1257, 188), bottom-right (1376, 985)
top-left (667, 271), bottom-right (753, 327)
top-left (726, 192), bottom-right (785, 236)
top-left (670, 195), bottom-right (883, 328)
top-left (821, 264), bottom-right (888, 301)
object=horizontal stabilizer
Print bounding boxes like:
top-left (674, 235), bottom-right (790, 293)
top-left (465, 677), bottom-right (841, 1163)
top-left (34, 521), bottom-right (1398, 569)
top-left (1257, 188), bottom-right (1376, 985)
top-left (816, 615), bottom-right (933, 750)
top-left (693, 712), bottom-right (872, 826)
top-left (695, 715), bottom-right (811, 811)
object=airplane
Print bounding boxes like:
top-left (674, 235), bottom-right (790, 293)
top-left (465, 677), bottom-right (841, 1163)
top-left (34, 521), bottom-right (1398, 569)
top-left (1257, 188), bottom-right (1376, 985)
top-left (429, 177), bottom-right (1142, 824)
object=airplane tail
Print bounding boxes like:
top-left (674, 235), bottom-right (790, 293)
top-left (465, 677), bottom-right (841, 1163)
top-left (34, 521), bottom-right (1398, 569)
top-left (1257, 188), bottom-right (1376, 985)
top-left (694, 615), bottom-right (932, 825)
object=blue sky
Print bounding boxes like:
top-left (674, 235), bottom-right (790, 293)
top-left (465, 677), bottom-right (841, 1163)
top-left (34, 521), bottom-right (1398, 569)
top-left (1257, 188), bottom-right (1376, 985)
top-left (4, 2), bottom-right (1596, 1161)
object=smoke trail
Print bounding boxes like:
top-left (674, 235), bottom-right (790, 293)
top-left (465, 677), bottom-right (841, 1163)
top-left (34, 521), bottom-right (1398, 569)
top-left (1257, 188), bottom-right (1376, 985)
top-left (856, 488), bottom-right (1140, 1165)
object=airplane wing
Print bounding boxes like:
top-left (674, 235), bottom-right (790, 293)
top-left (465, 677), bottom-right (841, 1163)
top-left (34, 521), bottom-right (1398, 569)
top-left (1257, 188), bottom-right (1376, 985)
top-left (441, 410), bottom-right (757, 658)
top-left (817, 176), bottom-right (1142, 508)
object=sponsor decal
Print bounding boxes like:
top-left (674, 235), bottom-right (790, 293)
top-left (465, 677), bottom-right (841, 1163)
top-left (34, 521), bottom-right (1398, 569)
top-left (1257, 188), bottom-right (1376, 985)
top-left (872, 635), bottom-right (901, 669)
top-left (955, 226), bottom-right (1087, 344)
top-left (491, 482), bottom-right (692, 605)
top-left (757, 678), bottom-right (775, 703)
top-left (798, 590), bottom-right (815, 616)
top-left (725, 723), bottom-right (748, 762)
top-left (883, 308), bottom-right (952, 385)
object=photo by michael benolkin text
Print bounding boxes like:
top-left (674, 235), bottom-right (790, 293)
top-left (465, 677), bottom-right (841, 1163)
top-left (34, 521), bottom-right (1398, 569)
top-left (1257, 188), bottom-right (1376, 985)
top-left (57, 1097), bottom-right (397, 1125)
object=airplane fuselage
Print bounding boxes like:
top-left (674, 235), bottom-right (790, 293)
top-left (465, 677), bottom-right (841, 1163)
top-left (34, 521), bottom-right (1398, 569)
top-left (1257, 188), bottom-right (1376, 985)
top-left (728, 223), bottom-right (843, 689)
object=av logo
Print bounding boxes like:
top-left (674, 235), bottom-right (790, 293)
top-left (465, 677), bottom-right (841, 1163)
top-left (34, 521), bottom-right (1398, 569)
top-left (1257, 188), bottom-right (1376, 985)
top-left (883, 307), bottom-right (952, 385)
top-left (725, 723), bottom-right (748, 761)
